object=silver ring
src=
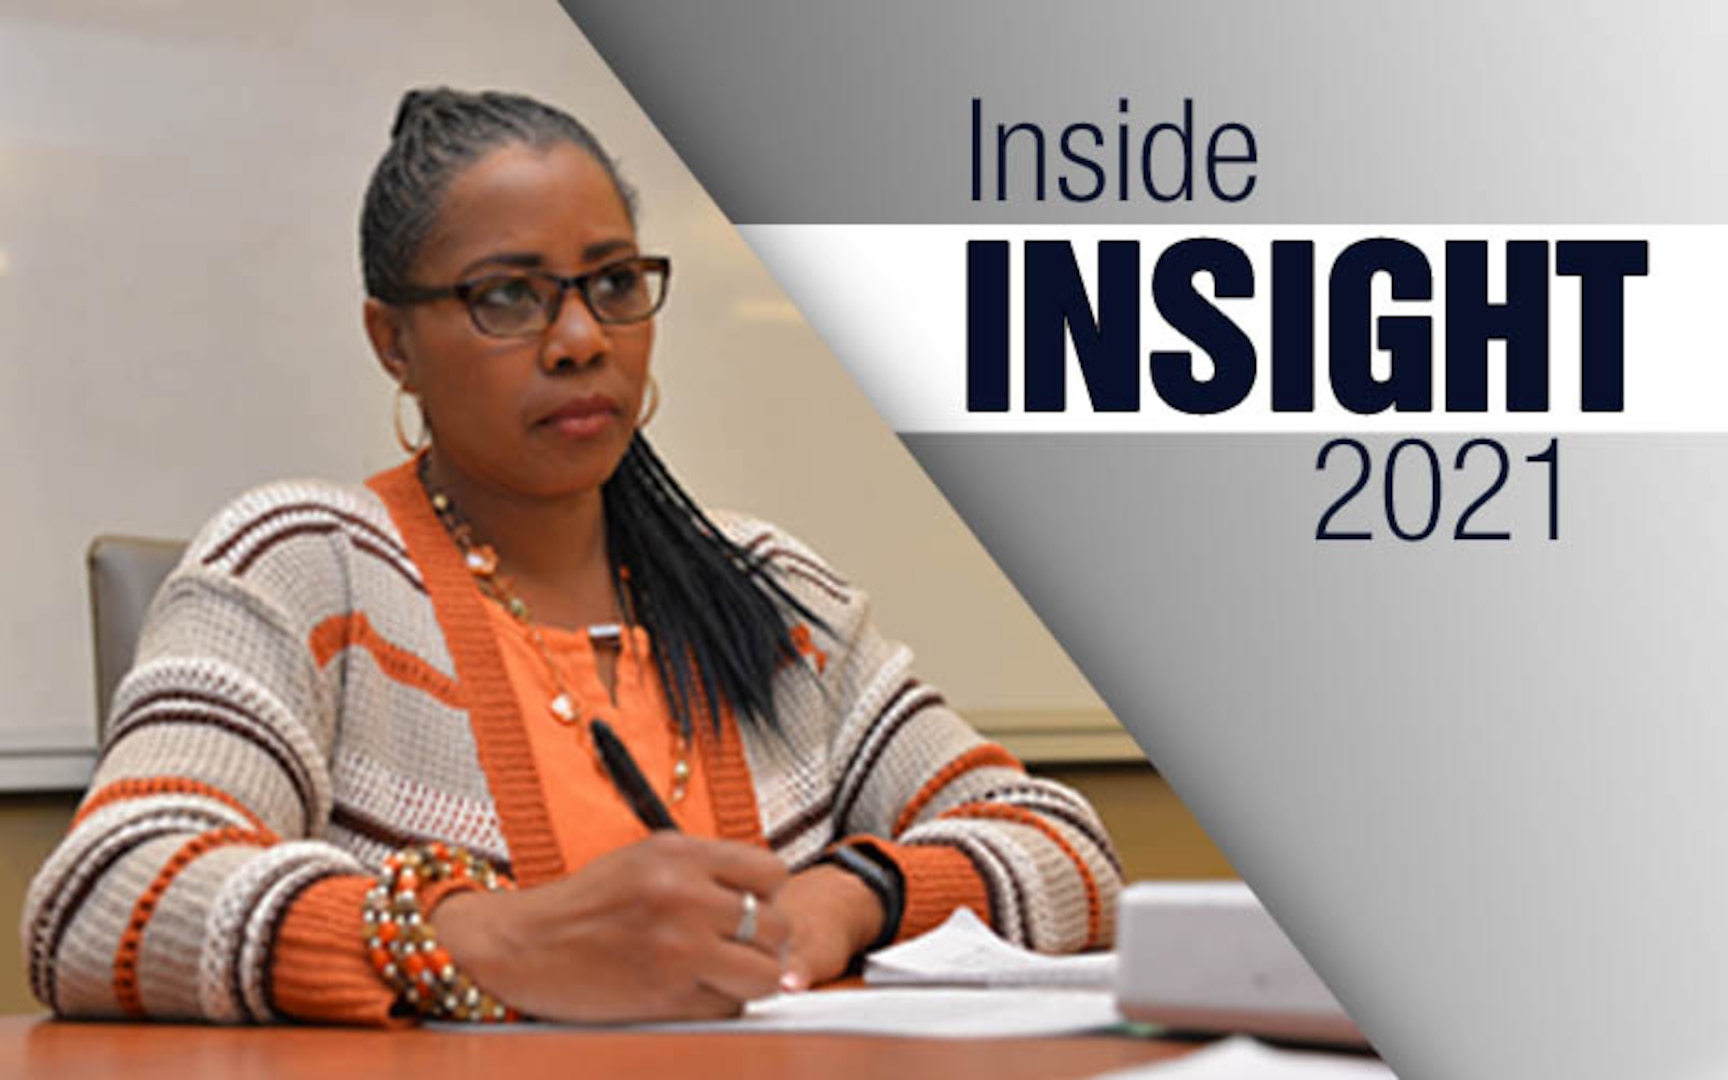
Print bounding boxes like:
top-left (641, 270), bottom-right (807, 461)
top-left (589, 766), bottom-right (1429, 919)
top-left (732, 891), bottom-right (759, 944)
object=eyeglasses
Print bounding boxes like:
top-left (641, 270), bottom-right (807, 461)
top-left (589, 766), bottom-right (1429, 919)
top-left (388, 255), bottom-right (671, 338)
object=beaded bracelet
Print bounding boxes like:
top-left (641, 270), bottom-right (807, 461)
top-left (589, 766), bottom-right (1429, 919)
top-left (360, 842), bottom-right (521, 1023)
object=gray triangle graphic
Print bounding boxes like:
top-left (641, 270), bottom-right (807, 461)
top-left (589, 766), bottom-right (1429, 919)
top-left (560, 5), bottom-right (1728, 1079)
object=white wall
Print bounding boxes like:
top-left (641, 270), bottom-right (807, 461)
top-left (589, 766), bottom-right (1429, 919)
top-left (0, 0), bottom-right (1112, 773)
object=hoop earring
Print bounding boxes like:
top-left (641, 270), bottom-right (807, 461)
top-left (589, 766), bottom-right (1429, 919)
top-left (637, 374), bottom-right (660, 428)
top-left (393, 386), bottom-right (428, 455)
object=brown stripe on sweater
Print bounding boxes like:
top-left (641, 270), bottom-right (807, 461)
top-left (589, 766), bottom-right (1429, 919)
top-left (106, 699), bottom-right (315, 830)
top-left (231, 856), bottom-right (322, 1023)
top-left (833, 682), bottom-right (946, 830)
top-left (956, 829), bottom-right (1036, 951)
top-left (230, 522), bottom-right (427, 596)
top-left (897, 837), bottom-right (1004, 929)
top-left (835, 678), bottom-right (920, 791)
top-left (734, 532), bottom-right (852, 598)
top-left (328, 802), bottom-right (515, 878)
top-left (758, 546), bottom-right (851, 590)
top-left (776, 563), bottom-right (850, 605)
top-left (943, 803), bottom-right (1102, 948)
top-left (323, 820), bottom-right (389, 866)
top-left (345, 533), bottom-right (429, 594)
top-left (329, 802), bottom-right (430, 855)
top-left (114, 827), bottom-right (272, 1018)
top-left (255, 864), bottom-right (345, 1022)
top-left (109, 689), bottom-right (317, 806)
top-left (765, 794), bottom-right (834, 851)
top-left (760, 546), bottom-right (853, 590)
top-left (972, 783), bottom-right (1126, 878)
top-left (906, 833), bottom-right (1023, 948)
top-left (34, 820), bottom-right (214, 1009)
top-left (31, 803), bottom-right (232, 955)
top-left (204, 502), bottom-right (411, 566)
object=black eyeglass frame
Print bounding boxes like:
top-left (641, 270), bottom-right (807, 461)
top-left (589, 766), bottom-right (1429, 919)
top-left (384, 255), bottom-right (672, 337)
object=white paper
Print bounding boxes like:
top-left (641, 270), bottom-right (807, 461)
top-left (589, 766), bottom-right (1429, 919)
top-left (1094, 1036), bottom-right (1396, 1079)
top-left (863, 907), bottom-right (1118, 990)
top-left (439, 987), bottom-right (1123, 1039)
top-left (697, 987), bottom-right (1122, 1038)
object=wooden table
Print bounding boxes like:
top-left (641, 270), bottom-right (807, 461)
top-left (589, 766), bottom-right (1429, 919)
top-left (0, 1015), bottom-right (1200, 1078)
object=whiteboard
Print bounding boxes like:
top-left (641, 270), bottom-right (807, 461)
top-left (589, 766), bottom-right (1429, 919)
top-left (0, 2), bottom-right (1107, 784)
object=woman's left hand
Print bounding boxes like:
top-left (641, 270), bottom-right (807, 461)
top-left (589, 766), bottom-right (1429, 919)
top-left (774, 864), bottom-right (888, 991)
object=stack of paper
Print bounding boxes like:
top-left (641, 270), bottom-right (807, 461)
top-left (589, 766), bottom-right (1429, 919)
top-left (723, 987), bottom-right (1121, 1038)
top-left (863, 907), bottom-right (1118, 990)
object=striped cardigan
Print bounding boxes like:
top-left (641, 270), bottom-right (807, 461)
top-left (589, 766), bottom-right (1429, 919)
top-left (22, 459), bottom-right (1122, 1024)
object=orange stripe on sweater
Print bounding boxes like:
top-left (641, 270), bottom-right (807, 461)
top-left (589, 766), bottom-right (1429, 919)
top-left (75, 777), bottom-right (276, 836)
top-left (940, 802), bottom-right (1103, 948)
top-left (893, 744), bottom-right (1023, 836)
top-left (692, 701), bottom-right (768, 848)
top-left (112, 827), bottom-right (272, 1017)
top-left (308, 611), bottom-right (462, 709)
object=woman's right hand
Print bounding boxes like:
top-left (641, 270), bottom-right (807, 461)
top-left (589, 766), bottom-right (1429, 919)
top-left (432, 832), bottom-right (792, 1022)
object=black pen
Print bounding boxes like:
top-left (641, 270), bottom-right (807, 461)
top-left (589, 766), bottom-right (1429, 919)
top-left (590, 718), bottom-right (680, 832)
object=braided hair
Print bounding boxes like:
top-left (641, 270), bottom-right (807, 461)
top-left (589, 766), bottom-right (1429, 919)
top-left (362, 87), bottom-right (821, 738)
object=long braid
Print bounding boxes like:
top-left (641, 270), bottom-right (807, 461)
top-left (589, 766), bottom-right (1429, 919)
top-left (604, 435), bottom-right (825, 737)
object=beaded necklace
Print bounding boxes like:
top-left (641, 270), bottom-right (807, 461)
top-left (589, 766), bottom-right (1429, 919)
top-left (417, 456), bottom-right (692, 804)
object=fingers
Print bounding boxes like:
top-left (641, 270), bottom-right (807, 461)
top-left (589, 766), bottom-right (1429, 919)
top-left (692, 837), bottom-right (790, 898)
top-left (673, 874), bottom-right (792, 958)
top-left (633, 834), bottom-right (792, 958)
top-left (674, 984), bottom-right (750, 1021)
top-left (779, 956), bottom-right (812, 994)
top-left (629, 832), bottom-right (787, 898)
top-left (694, 940), bottom-right (790, 1005)
top-left (568, 833), bottom-right (794, 1020)
top-left (723, 889), bottom-right (793, 957)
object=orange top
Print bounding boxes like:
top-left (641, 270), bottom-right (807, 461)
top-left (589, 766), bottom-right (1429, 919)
top-left (481, 599), bottom-right (719, 870)
top-left (267, 460), bottom-right (989, 1027)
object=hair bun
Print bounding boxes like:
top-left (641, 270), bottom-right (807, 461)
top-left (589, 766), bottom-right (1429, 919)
top-left (390, 88), bottom-right (442, 139)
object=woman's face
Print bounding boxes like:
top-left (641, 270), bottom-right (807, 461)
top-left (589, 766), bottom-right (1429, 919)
top-left (370, 141), bottom-right (652, 500)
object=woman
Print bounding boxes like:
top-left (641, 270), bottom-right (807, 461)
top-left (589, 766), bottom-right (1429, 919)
top-left (22, 88), bottom-right (1121, 1025)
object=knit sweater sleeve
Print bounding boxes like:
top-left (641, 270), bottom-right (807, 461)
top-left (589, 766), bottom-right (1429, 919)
top-left (739, 519), bottom-right (1124, 953)
top-left (20, 484), bottom-right (398, 1024)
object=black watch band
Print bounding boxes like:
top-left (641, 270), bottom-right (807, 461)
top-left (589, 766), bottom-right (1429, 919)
top-left (820, 843), bottom-right (906, 954)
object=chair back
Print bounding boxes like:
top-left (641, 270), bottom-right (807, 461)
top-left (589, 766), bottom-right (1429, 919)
top-left (87, 535), bottom-right (187, 736)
